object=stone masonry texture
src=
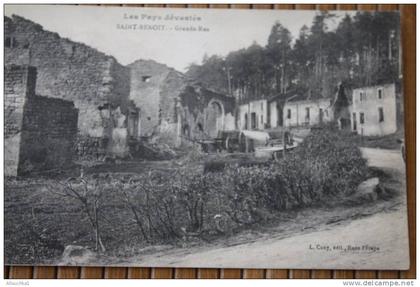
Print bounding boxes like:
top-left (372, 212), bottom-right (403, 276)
top-left (5, 15), bottom-right (236, 157)
top-left (5, 65), bottom-right (78, 176)
top-left (5, 15), bottom-right (131, 138)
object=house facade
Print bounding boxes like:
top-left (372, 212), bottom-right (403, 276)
top-left (350, 83), bottom-right (397, 136)
top-left (283, 97), bottom-right (333, 128)
top-left (237, 95), bottom-right (334, 131)
top-left (238, 99), bottom-right (269, 130)
top-left (268, 99), bottom-right (283, 128)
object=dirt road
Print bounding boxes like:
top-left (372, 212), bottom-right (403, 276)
top-left (360, 147), bottom-right (405, 172)
top-left (107, 147), bottom-right (409, 269)
top-left (126, 209), bottom-right (409, 269)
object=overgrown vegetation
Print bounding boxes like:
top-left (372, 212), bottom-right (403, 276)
top-left (6, 128), bottom-right (372, 263)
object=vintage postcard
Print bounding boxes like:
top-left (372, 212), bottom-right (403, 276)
top-left (4, 5), bottom-right (409, 269)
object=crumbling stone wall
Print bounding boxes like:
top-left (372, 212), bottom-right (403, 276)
top-left (4, 15), bottom-right (131, 146)
top-left (4, 15), bottom-right (241, 154)
top-left (5, 65), bottom-right (35, 135)
top-left (159, 70), bottom-right (186, 123)
top-left (5, 65), bottom-right (78, 176)
top-left (128, 60), bottom-right (179, 137)
top-left (4, 65), bottom-right (35, 176)
top-left (157, 70), bottom-right (187, 145)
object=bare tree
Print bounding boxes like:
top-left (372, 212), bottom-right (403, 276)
top-left (50, 177), bottom-right (106, 252)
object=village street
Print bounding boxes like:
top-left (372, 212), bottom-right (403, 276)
top-left (360, 147), bottom-right (405, 172)
top-left (103, 147), bottom-right (409, 270)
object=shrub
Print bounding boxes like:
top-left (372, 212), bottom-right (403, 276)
top-left (215, 127), bottom-right (369, 222)
top-left (44, 127), bottom-right (369, 250)
top-left (289, 127), bottom-right (369, 197)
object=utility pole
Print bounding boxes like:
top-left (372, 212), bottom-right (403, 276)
top-left (282, 129), bottom-right (287, 158)
top-left (227, 67), bottom-right (232, 95)
top-left (279, 64), bottom-right (284, 94)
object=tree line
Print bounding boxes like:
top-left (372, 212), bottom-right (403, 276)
top-left (185, 11), bottom-right (400, 102)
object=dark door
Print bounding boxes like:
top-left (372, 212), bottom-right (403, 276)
top-left (277, 103), bottom-right (283, 127)
top-left (352, 112), bottom-right (357, 131)
top-left (251, 113), bottom-right (257, 129)
top-left (244, 114), bottom-right (248, 130)
top-left (319, 108), bottom-right (324, 123)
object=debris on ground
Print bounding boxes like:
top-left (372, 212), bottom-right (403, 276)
top-left (130, 142), bottom-right (178, 160)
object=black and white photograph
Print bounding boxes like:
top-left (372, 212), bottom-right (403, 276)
top-left (4, 4), bottom-right (409, 269)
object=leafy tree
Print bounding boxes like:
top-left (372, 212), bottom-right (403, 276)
top-left (185, 11), bottom-right (400, 104)
top-left (185, 55), bottom-right (228, 94)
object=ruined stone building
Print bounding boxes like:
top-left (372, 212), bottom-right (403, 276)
top-left (128, 59), bottom-right (185, 141)
top-left (5, 15), bottom-right (137, 158)
top-left (178, 85), bottom-right (236, 143)
top-left (5, 15), bottom-right (237, 162)
top-left (5, 65), bottom-right (78, 176)
top-left (6, 14), bottom-right (403, 172)
top-left (129, 59), bottom-right (236, 146)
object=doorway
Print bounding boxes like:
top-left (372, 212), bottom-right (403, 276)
top-left (352, 112), bottom-right (357, 131)
top-left (319, 108), bottom-right (324, 123)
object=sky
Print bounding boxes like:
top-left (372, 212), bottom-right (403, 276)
top-left (5, 5), bottom-right (355, 72)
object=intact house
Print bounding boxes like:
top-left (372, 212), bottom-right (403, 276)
top-left (238, 99), bottom-right (269, 130)
top-left (281, 84), bottom-right (353, 129)
top-left (282, 94), bottom-right (333, 128)
top-left (236, 82), bottom-right (400, 139)
top-left (237, 93), bottom-right (334, 131)
top-left (350, 83), bottom-right (397, 136)
top-left (5, 65), bottom-right (78, 176)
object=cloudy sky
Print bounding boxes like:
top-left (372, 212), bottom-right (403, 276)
top-left (5, 5), bottom-right (354, 72)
